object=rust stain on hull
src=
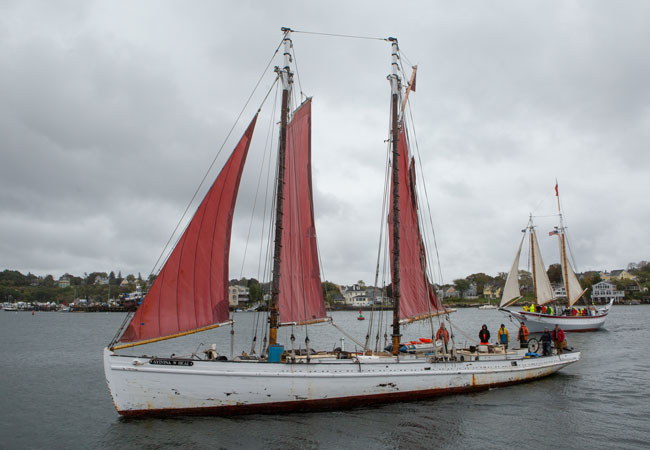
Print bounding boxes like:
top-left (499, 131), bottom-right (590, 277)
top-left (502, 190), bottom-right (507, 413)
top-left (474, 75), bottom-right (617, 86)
top-left (118, 373), bottom-right (557, 418)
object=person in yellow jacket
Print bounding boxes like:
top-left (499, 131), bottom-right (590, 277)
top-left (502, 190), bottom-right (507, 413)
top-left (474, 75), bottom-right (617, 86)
top-left (530, 304), bottom-right (536, 313)
top-left (523, 305), bottom-right (529, 312)
top-left (498, 324), bottom-right (509, 349)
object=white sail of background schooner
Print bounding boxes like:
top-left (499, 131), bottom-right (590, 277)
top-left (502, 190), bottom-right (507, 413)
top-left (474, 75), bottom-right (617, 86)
top-left (103, 29), bottom-right (580, 417)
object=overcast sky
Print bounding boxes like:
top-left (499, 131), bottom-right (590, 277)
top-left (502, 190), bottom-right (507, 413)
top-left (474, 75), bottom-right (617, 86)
top-left (2, 0), bottom-right (649, 286)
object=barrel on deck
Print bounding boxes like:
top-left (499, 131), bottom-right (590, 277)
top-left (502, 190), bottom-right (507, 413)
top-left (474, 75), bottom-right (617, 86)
top-left (268, 345), bottom-right (284, 363)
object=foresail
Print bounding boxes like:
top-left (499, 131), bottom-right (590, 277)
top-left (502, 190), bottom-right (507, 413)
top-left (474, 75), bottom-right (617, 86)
top-left (500, 233), bottom-right (524, 307)
top-left (389, 129), bottom-right (442, 321)
top-left (531, 228), bottom-right (554, 305)
top-left (118, 116), bottom-right (258, 344)
top-left (277, 99), bottom-right (327, 325)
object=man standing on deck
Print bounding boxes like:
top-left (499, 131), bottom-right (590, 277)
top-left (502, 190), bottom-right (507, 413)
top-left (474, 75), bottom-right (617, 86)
top-left (541, 328), bottom-right (552, 356)
top-left (498, 324), bottom-right (509, 349)
top-left (552, 324), bottom-right (566, 355)
top-left (436, 322), bottom-right (450, 353)
top-left (518, 322), bottom-right (529, 348)
top-left (479, 324), bottom-right (490, 345)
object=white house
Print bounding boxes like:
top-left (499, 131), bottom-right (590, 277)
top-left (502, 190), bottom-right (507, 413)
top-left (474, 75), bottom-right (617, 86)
top-left (229, 285), bottom-right (249, 307)
top-left (552, 283), bottom-right (566, 299)
top-left (591, 281), bottom-right (625, 303)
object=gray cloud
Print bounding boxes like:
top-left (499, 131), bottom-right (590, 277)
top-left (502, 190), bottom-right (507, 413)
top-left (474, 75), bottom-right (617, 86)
top-left (1, 1), bottom-right (649, 284)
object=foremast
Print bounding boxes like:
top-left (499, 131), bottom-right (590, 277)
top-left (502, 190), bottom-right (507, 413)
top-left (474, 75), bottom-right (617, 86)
top-left (388, 37), bottom-right (402, 355)
top-left (269, 28), bottom-right (293, 346)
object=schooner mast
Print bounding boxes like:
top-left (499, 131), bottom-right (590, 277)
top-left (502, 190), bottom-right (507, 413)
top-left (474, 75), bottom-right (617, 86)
top-left (388, 37), bottom-right (402, 356)
top-left (553, 182), bottom-right (586, 306)
top-left (269, 28), bottom-right (293, 346)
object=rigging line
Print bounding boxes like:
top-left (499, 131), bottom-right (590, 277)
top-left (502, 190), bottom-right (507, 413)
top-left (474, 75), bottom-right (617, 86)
top-left (257, 82), bottom-right (280, 280)
top-left (404, 95), bottom-right (445, 287)
top-left (402, 122), bottom-right (439, 338)
top-left (291, 29), bottom-right (388, 41)
top-left (399, 49), bottom-right (416, 69)
top-left (290, 43), bottom-right (305, 101)
top-left (330, 321), bottom-right (366, 348)
top-left (367, 134), bottom-right (393, 349)
top-left (147, 38), bottom-right (285, 279)
top-left (239, 79), bottom-right (281, 279)
top-left (250, 86), bottom-right (280, 346)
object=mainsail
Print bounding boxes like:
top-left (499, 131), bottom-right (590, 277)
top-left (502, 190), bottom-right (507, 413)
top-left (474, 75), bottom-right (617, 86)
top-left (389, 129), bottom-right (441, 322)
top-left (277, 99), bottom-right (327, 324)
top-left (118, 117), bottom-right (258, 344)
top-left (531, 228), bottom-right (554, 305)
top-left (500, 233), bottom-right (525, 307)
top-left (557, 231), bottom-right (586, 306)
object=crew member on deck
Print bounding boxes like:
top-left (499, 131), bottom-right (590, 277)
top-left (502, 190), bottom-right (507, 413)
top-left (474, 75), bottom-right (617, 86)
top-left (479, 324), bottom-right (490, 345)
top-left (518, 322), bottom-right (529, 348)
top-left (498, 324), bottom-right (509, 349)
top-left (552, 324), bottom-right (566, 355)
top-left (436, 322), bottom-right (450, 353)
top-left (541, 328), bottom-right (552, 356)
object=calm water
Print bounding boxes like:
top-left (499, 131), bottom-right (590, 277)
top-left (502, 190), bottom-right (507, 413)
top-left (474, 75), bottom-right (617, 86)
top-left (1, 306), bottom-right (649, 450)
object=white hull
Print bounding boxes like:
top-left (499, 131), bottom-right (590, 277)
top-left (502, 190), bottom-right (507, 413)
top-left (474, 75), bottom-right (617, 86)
top-left (500, 300), bottom-right (614, 333)
top-left (104, 347), bottom-right (580, 417)
top-left (478, 305), bottom-right (497, 310)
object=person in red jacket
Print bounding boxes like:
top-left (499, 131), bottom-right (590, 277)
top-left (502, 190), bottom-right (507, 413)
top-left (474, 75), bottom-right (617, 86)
top-left (552, 324), bottom-right (566, 354)
top-left (479, 324), bottom-right (490, 344)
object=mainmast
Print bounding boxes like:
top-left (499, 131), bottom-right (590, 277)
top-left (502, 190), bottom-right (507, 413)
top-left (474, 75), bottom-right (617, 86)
top-left (556, 183), bottom-right (571, 302)
top-left (269, 28), bottom-right (293, 346)
top-left (388, 37), bottom-right (402, 355)
top-left (529, 216), bottom-right (539, 305)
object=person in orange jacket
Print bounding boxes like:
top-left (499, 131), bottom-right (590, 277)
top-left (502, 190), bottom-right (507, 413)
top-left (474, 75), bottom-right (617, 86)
top-left (518, 322), bottom-right (530, 348)
top-left (436, 322), bottom-right (450, 353)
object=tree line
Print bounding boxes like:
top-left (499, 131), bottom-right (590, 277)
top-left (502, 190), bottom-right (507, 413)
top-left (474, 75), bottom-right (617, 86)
top-left (2, 260), bottom-right (649, 304)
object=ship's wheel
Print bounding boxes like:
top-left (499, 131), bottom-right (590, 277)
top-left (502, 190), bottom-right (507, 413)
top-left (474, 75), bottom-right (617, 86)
top-left (527, 338), bottom-right (539, 353)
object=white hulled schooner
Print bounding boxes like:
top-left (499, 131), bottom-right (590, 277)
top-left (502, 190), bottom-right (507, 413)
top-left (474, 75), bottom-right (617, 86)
top-left (499, 187), bottom-right (613, 332)
top-left (104, 29), bottom-right (580, 417)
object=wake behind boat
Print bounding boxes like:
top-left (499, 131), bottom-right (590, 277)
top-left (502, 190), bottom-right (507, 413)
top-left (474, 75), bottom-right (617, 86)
top-left (104, 29), bottom-right (580, 417)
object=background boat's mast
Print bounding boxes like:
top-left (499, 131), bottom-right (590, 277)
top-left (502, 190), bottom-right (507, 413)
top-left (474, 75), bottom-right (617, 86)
top-left (388, 37), bottom-right (402, 355)
top-left (529, 215), bottom-right (539, 305)
top-left (555, 182), bottom-right (571, 302)
top-left (269, 28), bottom-right (293, 346)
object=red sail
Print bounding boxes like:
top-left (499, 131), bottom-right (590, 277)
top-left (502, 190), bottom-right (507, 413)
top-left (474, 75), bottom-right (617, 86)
top-left (278, 99), bottom-right (327, 324)
top-left (389, 128), bottom-right (442, 320)
top-left (120, 116), bottom-right (257, 343)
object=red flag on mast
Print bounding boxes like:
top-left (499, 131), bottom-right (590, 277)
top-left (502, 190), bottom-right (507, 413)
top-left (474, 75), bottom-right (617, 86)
top-left (555, 181), bottom-right (559, 197)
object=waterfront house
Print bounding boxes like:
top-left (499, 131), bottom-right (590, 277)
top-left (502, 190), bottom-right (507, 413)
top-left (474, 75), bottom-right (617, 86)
top-left (482, 284), bottom-right (502, 300)
top-left (591, 281), bottom-right (625, 303)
